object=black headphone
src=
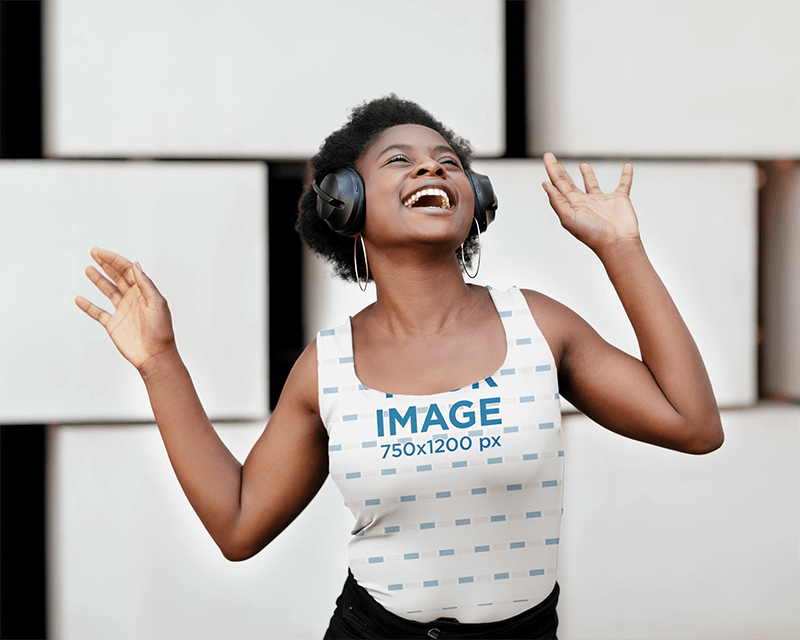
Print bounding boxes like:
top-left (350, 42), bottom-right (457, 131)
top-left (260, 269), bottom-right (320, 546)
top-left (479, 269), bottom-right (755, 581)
top-left (312, 168), bottom-right (498, 237)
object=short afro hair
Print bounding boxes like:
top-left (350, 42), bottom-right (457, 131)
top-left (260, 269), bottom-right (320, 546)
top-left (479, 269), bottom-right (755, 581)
top-left (295, 95), bottom-right (479, 283)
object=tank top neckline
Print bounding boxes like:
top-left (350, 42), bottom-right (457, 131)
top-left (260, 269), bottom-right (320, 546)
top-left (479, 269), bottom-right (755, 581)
top-left (344, 286), bottom-right (514, 400)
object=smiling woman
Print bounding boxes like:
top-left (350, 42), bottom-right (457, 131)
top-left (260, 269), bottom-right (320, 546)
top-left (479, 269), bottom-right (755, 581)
top-left (76, 94), bottom-right (723, 639)
top-left (297, 96), bottom-right (482, 284)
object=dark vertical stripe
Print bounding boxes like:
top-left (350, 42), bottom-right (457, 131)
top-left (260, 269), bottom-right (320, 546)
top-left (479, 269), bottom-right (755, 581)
top-left (504, 0), bottom-right (527, 158)
top-left (0, 426), bottom-right (48, 639)
top-left (0, 0), bottom-right (43, 159)
top-left (0, 2), bottom-right (48, 637)
top-left (267, 162), bottom-right (307, 410)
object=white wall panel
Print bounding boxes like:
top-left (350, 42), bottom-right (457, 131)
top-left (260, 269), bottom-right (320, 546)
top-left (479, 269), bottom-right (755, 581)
top-left (473, 159), bottom-right (758, 408)
top-left (46, 0), bottom-right (504, 158)
top-left (48, 404), bottom-right (799, 640)
top-left (558, 402), bottom-right (800, 640)
top-left (528, 0), bottom-right (800, 158)
top-left (304, 159), bottom-right (758, 408)
top-left (48, 422), bottom-right (353, 639)
top-left (0, 161), bottom-right (267, 423)
top-left (303, 248), bottom-right (377, 344)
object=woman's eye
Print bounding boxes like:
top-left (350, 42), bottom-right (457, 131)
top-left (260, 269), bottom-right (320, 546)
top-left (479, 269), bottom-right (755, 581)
top-left (440, 158), bottom-right (460, 167)
top-left (386, 155), bottom-right (410, 164)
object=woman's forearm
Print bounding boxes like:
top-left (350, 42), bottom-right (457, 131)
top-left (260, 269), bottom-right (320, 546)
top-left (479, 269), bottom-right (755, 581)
top-left (598, 238), bottom-right (723, 449)
top-left (139, 347), bottom-right (245, 555)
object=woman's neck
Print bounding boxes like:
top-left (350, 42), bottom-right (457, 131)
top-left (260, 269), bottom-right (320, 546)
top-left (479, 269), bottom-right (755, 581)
top-left (363, 251), bottom-right (478, 339)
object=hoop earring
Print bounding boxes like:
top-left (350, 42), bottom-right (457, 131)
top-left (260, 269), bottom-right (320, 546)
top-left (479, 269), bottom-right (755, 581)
top-left (459, 218), bottom-right (481, 279)
top-left (354, 235), bottom-right (370, 291)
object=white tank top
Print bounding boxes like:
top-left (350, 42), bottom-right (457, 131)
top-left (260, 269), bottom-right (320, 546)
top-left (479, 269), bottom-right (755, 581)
top-left (317, 286), bottom-right (564, 623)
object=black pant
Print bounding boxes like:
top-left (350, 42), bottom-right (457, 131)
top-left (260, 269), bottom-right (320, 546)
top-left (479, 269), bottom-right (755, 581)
top-left (324, 571), bottom-right (559, 639)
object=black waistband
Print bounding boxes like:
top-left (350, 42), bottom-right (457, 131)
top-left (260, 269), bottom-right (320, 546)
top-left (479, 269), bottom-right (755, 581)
top-left (332, 570), bottom-right (559, 639)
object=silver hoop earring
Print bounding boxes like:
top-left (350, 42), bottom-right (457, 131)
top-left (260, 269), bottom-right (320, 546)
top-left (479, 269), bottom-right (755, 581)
top-left (354, 235), bottom-right (370, 291)
top-left (459, 218), bottom-right (481, 279)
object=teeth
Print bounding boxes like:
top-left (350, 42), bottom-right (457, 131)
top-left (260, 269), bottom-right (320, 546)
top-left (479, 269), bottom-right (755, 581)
top-left (403, 188), bottom-right (451, 209)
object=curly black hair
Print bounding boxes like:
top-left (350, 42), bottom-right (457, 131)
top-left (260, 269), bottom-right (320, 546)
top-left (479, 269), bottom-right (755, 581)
top-left (295, 94), bottom-right (480, 283)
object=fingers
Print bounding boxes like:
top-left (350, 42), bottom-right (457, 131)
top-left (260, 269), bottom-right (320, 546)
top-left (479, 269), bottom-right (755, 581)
top-left (545, 153), bottom-right (634, 196)
top-left (615, 162), bottom-right (634, 195)
top-left (91, 247), bottom-right (134, 294)
top-left (91, 247), bottom-right (132, 273)
top-left (543, 152), bottom-right (580, 196)
top-left (85, 249), bottom-right (160, 299)
top-left (85, 265), bottom-right (123, 307)
top-left (541, 181), bottom-right (573, 219)
top-left (78, 250), bottom-right (162, 332)
top-left (75, 295), bottom-right (112, 327)
top-left (579, 162), bottom-right (603, 194)
top-left (131, 262), bottom-right (162, 305)
top-left (124, 265), bottom-right (136, 288)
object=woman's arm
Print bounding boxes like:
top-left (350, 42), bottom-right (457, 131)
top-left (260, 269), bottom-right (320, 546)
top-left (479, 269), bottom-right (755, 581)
top-left (76, 248), bottom-right (328, 560)
top-left (537, 155), bottom-right (723, 454)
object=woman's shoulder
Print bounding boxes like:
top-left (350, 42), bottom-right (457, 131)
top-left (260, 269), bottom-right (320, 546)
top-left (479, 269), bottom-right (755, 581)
top-left (518, 287), bottom-right (564, 312)
top-left (515, 288), bottom-right (588, 363)
top-left (517, 287), bottom-right (580, 318)
top-left (276, 339), bottom-right (321, 417)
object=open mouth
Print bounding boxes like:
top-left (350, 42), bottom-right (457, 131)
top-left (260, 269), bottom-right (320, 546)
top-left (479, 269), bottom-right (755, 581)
top-left (403, 188), bottom-right (452, 209)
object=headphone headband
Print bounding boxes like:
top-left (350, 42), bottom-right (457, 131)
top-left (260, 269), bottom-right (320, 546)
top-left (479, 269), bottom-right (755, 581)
top-left (312, 180), bottom-right (342, 208)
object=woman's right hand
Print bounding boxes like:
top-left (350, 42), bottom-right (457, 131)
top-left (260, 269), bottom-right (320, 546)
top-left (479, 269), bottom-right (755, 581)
top-left (76, 248), bottom-right (176, 372)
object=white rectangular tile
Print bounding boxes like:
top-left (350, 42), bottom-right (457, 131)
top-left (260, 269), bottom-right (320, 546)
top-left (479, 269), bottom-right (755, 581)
top-left (528, 0), bottom-right (800, 157)
top-left (558, 402), bottom-right (800, 640)
top-left (0, 161), bottom-right (267, 422)
top-left (48, 422), bottom-right (352, 640)
top-left (47, 0), bottom-right (504, 158)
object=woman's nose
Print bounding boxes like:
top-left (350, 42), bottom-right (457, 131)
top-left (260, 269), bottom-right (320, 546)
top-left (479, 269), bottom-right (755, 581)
top-left (413, 157), bottom-right (445, 177)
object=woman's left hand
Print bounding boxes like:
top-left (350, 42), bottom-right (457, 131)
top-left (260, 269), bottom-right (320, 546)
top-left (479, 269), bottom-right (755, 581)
top-left (542, 152), bottom-right (640, 257)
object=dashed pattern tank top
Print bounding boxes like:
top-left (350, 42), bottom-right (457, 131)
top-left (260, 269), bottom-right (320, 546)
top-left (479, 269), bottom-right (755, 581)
top-left (317, 286), bottom-right (564, 624)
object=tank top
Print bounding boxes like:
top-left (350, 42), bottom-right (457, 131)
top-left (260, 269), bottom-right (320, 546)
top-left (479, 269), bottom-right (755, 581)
top-left (317, 286), bottom-right (564, 624)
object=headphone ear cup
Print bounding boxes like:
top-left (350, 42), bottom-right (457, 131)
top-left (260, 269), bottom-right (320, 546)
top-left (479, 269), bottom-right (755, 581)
top-left (466, 170), bottom-right (498, 233)
top-left (313, 168), bottom-right (367, 236)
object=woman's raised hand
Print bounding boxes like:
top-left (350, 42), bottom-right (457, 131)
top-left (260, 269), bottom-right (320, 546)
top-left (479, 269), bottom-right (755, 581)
top-left (542, 152), bottom-right (640, 257)
top-left (76, 248), bottom-right (176, 372)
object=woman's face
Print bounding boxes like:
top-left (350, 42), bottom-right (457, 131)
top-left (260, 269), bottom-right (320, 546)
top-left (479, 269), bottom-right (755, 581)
top-left (354, 124), bottom-right (474, 250)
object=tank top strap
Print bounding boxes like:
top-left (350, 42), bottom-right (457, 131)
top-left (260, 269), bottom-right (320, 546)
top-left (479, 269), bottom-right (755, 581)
top-left (317, 322), bottom-right (362, 425)
top-left (487, 286), bottom-right (554, 372)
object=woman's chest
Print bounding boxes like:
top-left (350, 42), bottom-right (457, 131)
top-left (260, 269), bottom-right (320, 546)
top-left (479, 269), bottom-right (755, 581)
top-left (352, 318), bottom-right (509, 396)
top-left (324, 373), bottom-right (564, 514)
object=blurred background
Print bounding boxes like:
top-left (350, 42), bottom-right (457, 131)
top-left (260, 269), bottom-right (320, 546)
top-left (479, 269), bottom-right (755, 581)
top-left (0, 0), bottom-right (798, 638)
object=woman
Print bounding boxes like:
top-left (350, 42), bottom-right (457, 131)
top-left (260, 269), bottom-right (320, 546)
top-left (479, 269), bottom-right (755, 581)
top-left (76, 96), bottom-right (723, 639)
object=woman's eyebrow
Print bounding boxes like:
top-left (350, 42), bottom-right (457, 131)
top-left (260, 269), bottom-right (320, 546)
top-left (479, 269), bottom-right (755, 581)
top-left (377, 143), bottom-right (411, 157)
